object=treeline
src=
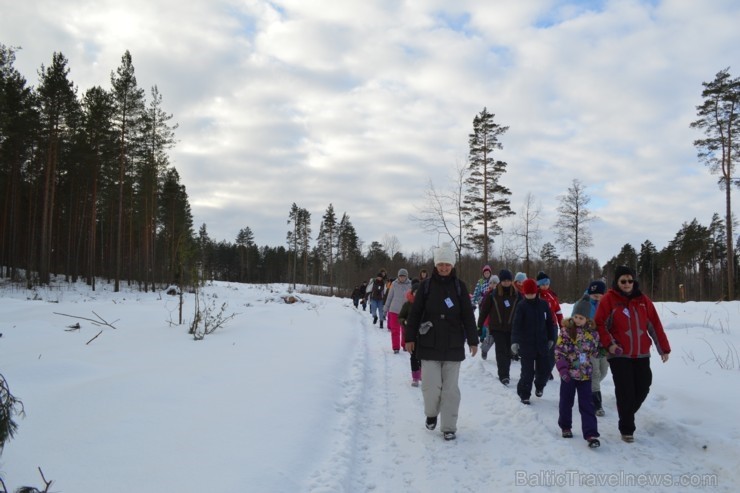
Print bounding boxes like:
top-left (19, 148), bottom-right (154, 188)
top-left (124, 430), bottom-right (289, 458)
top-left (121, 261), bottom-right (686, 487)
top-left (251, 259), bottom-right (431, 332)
top-left (1, 45), bottom-right (194, 291)
top-left (1, 45), bottom-right (738, 301)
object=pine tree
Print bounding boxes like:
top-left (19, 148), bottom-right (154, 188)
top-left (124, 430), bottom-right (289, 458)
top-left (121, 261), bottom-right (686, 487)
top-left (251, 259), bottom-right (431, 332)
top-left (691, 68), bottom-right (740, 300)
top-left (138, 85), bottom-right (177, 291)
top-left (638, 240), bottom-right (659, 298)
top-left (0, 45), bottom-right (37, 281)
top-left (81, 86), bottom-right (117, 290)
top-left (36, 51), bottom-right (81, 284)
top-left (236, 226), bottom-right (255, 282)
top-left (317, 204), bottom-right (337, 294)
top-left (462, 107), bottom-right (514, 262)
top-left (110, 50), bottom-right (146, 291)
top-left (158, 168), bottom-right (194, 285)
top-left (337, 213), bottom-right (361, 288)
top-left (540, 242), bottom-right (559, 268)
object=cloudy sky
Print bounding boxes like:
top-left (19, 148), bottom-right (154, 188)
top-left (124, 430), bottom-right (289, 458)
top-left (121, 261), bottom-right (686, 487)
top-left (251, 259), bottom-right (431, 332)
top-left (2, 0), bottom-right (739, 265)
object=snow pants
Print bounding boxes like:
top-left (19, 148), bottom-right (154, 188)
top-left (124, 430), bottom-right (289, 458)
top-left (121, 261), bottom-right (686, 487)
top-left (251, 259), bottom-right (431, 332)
top-left (491, 331), bottom-right (512, 380)
top-left (608, 357), bottom-right (653, 436)
top-left (558, 378), bottom-right (599, 440)
top-left (421, 360), bottom-right (461, 433)
top-left (590, 355), bottom-right (609, 393)
top-left (387, 312), bottom-right (403, 351)
top-left (517, 352), bottom-right (550, 400)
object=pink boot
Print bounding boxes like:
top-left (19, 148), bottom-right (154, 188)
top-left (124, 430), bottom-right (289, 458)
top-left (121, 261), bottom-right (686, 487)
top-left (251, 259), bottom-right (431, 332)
top-left (411, 370), bottom-right (422, 386)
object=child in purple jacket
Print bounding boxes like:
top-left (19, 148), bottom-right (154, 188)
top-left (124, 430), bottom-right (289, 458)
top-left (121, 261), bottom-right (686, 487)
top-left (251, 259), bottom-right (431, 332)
top-left (555, 298), bottom-right (601, 448)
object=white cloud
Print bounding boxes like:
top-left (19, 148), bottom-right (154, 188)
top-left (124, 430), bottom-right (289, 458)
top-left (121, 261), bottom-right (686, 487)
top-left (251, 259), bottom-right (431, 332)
top-left (2, 0), bottom-right (739, 267)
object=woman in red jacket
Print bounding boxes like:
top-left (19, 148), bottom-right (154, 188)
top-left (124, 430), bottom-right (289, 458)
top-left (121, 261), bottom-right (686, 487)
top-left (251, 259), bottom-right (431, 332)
top-left (594, 265), bottom-right (671, 443)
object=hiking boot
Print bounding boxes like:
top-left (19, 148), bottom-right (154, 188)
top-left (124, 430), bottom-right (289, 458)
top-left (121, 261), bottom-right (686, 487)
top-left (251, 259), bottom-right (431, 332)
top-left (587, 437), bottom-right (601, 448)
top-left (481, 350), bottom-right (488, 360)
top-left (535, 388), bottom-right (543, 397)
top-left (380, 321), bottom-right (384, 329)
top-left (411, 379), bottom-right (420, 387)
top-left (373, 316), bottom-right (378, 324)
top-left (621, 434), bottom-right (634, 443)
top-left (562, 429), bottom-right (573, 438)
top-left (520, 398), bottom-right (531, 405)
top-left (500, 377), bottom-right (510, 386)
top-left (425, 416), bottom-right (437, 431)
top-left (595, 408), bottom-right (605, 417)
top-left (393, 349), bottom-right (399, 354)
top-left (443, 432), bottom-right (456, 441)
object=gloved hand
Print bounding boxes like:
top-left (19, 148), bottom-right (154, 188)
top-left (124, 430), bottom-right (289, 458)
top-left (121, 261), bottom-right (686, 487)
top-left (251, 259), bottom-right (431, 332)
top-left (609, 343), bottom-right (623, 356)
top-left (510, 343), bottom-right (519, 356)
top-left (548, 340), bottom-right (554, 350)
top-left (560, 371), bottom-right (571, 382)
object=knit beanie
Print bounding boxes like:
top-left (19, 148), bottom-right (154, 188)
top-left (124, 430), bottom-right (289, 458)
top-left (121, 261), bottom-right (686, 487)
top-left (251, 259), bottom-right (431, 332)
top-left (522, 279), bottom-right (538, 295)
top-left (397, 268), bottom-right (408, 278)
top-left (433, 243), bottom-right (456, 266)
top-left (514, 272), bottom-right (527, 283)
top-left (588, 280), bottom-right (606, 295)
top-left (614, 265), bottom-right (635, 280)
top-left (498, 269), bottom-right (513, 282)
top-left (572, 298), bottom-right (592, 319)
top-left (536, 271), bottom-right (550, 286)
top-left (482, 264), bottom-right (492, 274)
top-left (613, 265), bottom-right (638, 291)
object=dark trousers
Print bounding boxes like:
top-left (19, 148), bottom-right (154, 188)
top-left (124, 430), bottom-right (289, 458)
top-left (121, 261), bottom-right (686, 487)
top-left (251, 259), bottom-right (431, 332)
top-left (410, 350), bottom-right (421, 372)
top-left (492, 331), bottom-right (512, 380)
top-left (608, 357), bottom-right (653, 435)
top-left (517, 353), bottom-right (550, 399)
top-left (547, 325), bottom-right (558, 375)
top-left (558, 379), bottom-right (599, 439)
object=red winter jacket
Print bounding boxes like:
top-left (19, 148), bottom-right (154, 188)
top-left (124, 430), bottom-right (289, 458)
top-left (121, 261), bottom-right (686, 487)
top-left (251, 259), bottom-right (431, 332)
top-left (594, 288), bottom-right (671, 359)
top-left (539, 288), bottom-right (563, 329)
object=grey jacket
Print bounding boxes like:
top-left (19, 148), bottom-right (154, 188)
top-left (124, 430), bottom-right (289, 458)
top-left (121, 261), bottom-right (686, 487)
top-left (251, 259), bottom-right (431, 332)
top-left (384, 277), bottom-right (412, 314)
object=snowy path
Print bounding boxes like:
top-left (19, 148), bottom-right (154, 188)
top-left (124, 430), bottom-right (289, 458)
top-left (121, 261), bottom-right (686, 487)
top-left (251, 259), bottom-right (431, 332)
top-left (313, 305), bottom-right (735, 493)
top-left (2, 285), bottom-right (737, 493)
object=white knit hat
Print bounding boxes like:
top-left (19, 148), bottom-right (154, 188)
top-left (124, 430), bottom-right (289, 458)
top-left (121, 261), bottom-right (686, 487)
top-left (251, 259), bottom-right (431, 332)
top-left (433, 243), bottom-right (456, 266)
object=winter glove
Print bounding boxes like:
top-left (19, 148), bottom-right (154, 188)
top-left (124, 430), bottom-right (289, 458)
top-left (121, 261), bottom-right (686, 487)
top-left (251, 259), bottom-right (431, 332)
top-left (609, 344), bottom-right (623, 356)
top-left (560, 371), bottom-right (571, 383)
top-left (510, 343), bottom-right (519, 356)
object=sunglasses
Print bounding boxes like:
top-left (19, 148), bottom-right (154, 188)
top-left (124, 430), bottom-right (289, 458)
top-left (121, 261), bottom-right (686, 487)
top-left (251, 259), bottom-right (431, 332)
top-left (619, 279), bottom-right (635, 284)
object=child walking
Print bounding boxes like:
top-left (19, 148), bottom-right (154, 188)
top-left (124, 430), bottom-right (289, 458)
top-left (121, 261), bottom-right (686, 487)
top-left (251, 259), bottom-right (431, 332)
top-left (555, 298), bottom-right (601, 448)
top-left (399, 280), bottom-right (422, 386)
top-left (511, 279), bottom-right (554, 404)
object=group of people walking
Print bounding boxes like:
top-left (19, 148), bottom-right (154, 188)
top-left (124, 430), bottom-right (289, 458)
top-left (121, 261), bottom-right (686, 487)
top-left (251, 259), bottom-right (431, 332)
top-left (352, 245), bottom-right (671, 446)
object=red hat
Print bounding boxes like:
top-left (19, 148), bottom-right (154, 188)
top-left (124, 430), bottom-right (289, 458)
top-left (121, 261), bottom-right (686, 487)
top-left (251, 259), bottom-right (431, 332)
top-left (522, 278), bottom-right (538, 295)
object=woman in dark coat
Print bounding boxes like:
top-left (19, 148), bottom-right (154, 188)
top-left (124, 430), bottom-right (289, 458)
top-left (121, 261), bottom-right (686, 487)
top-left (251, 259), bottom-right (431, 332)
top-left (405, 243), bottom-right (478, 441)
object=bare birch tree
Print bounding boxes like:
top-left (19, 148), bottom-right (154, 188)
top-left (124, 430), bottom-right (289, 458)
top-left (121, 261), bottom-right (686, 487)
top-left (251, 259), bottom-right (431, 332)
top-left (555, 179), bottom-right (596, 289)
top-left (410, 160), bottom-right (469, 260)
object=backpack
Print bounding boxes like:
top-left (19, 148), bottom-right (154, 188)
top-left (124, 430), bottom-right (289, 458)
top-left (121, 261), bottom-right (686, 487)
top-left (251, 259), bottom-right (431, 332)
top-left (420, 277), bottom-right (463, 304)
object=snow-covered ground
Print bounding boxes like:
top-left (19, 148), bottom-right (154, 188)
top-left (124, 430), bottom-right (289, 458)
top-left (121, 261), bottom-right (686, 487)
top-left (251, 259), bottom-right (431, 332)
top-left (1, 280), bottom-right (738, 492)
